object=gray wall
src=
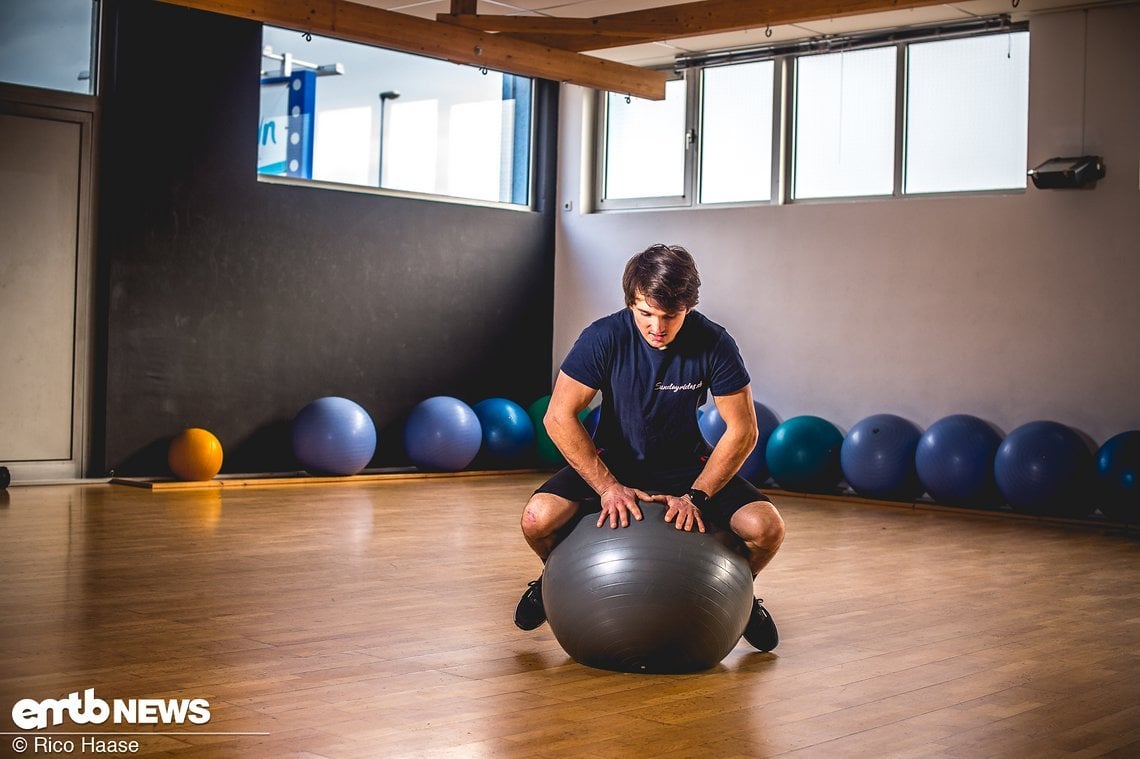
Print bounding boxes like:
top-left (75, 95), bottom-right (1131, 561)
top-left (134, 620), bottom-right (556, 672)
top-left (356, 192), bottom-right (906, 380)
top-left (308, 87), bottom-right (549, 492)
top-left (552, 6), bottom-right (1140, 447)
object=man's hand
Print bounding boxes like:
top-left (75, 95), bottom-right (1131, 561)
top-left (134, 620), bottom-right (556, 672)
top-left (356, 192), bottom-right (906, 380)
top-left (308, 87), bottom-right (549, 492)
top-left (597, 484), bottom-right (652, 528)
top-left (655, 493), bottom-right (707, 533)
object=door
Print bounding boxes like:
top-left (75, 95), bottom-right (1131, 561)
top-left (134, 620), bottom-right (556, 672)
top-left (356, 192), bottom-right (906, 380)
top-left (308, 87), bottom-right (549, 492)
top-left (0, 102), bottom-right (95, 482)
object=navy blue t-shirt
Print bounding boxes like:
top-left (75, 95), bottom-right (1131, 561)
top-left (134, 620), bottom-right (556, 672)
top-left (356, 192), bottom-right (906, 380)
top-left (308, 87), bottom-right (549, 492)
top-left (560, 308), bottom-right (750, 466)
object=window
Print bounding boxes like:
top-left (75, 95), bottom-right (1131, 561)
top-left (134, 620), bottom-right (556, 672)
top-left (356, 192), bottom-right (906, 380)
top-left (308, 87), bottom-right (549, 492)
top-left (700, 61), bottom-right (775, 204)
top-left (0, 0), bottom-right (98, 95)
top-left (599, 78), bottom-right (688, 206)
top-left (594, 23), bottom-right (1029, 210)
top-left (905, 32), bottom-right (1030, 193)
top-left (258, 27), bottom-right (533, 207)
top-left (791, 47), bottom-right (897, 200)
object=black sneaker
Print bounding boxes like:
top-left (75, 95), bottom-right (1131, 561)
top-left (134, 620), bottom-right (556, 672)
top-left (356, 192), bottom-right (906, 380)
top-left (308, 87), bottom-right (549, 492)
top-left (743, 597), bottom-right (779, 652)
top-left (514, 577), bottom-right (546, 631)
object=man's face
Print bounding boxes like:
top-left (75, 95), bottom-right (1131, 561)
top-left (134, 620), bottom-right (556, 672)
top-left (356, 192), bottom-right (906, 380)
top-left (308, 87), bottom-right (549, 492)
top-left (630, 293), bottom-right (689, 350)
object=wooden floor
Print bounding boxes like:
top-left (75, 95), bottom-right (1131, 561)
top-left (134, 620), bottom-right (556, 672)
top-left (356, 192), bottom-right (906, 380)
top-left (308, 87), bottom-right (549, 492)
top-left (1, 473), bottom-right (1138, 758)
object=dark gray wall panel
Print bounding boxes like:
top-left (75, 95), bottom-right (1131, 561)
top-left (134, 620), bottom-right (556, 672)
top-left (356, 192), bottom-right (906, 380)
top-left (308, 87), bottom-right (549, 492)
top-left (96, 1), bottom-right (556, 475)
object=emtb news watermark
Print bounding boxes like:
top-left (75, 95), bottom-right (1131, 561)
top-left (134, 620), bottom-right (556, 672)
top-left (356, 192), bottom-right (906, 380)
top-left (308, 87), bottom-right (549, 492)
top-left (12, 689), bottom-right (211, 730)
top-left (6, 688), bottom-right (225, 755)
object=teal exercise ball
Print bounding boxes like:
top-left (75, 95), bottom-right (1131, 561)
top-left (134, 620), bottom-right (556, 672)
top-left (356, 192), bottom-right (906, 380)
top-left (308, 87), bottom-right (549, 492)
top-left (527, 395), bottom-right (563, 466)
top-left (765, 415), bottom-right (844, 493)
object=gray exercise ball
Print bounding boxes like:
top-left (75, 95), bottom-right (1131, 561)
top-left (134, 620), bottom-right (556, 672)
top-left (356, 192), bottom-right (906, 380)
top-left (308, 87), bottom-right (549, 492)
top-left (543, 502), bottom-right (754, 673)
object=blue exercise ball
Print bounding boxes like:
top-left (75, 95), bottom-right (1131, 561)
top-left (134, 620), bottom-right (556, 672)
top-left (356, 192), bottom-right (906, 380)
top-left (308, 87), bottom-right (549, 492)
top-left (765, 415), bottom-right (844, 493)
top-left (472, 398), bottom-right (535, 465)
top-left (404, 396), bottom-right (482, 472)
top-left (583, 406), bottom-right (602, 438)
top-left (841, 414), bottom-right (923, 501)
top-left (698, 400), bottom-right (780, 484)
top-left (994, 420), bottom-right (1094, 517)
top-left (915, 414), bottom-right (1001, 507)
top-left (1095, 430), bottom-right (1140, 522)
top-left (291, 396), bottom-right (377, 476)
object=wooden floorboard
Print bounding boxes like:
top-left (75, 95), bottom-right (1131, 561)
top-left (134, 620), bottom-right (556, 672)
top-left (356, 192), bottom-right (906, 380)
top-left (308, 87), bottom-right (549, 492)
top-left (1, 473), bottom-right (1137, 757)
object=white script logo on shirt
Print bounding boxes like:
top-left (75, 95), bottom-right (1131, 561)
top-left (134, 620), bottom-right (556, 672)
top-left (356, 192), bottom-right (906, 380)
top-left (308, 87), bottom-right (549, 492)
top-left (655, 381), bottom-right (703, 392)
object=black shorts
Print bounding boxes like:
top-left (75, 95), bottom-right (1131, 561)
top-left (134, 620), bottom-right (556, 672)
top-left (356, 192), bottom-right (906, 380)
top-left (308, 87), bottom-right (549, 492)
top-left (534, 460), bottom-right (771, 533)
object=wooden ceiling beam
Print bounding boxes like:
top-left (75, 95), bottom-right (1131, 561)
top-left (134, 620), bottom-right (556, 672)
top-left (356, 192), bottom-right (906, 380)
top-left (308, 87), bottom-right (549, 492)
top-left (155, 0), bottom-right (668, 99)
top-left (439, 0), bottom-right (959, 52)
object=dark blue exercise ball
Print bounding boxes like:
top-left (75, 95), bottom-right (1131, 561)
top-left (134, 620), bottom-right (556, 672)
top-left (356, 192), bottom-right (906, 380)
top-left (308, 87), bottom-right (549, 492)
top-left (1095, 430), bottom-right (1140, 522)
top-left (698, 400), bottom-right (780, 484)
top-left (994, 420), bottom-right (1094, 517)
top-left (472, 398), bottom-right (535, 465)
top-left (840, 414), bottom-right (923, 501)
top-left (291, 396), bottom-right (377, 476)
top-left (543, 502), bottom-right (754, 674)
top-left (915, 414), bottom-right (1001, 507)
top-left (583, 405), bottom-right (602, 438)
top-left (404, 396), bottom-right (482, 472)
top-left (765, 415), bottom-right (844, 493)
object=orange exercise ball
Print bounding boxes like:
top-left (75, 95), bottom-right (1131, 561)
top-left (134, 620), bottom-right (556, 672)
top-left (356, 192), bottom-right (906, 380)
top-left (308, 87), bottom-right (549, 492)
top-left (168, 428), bottom-right (224, 481)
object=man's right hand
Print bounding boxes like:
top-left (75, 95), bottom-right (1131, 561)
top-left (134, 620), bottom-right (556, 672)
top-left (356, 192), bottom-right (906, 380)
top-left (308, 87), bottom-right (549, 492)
top-left (597, 484), bottom-right (652, 528)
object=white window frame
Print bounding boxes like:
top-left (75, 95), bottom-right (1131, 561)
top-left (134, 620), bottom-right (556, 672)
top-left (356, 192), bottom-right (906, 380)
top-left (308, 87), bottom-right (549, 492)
top-left (594, 71), bottom-right (694, 211)
top-left (592, 20), bottom-right (1029, 212)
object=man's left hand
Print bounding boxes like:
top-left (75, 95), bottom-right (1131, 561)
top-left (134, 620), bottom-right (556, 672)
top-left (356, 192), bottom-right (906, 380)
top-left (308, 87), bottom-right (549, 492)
top-left (655, 494), bottom-right (706, 533)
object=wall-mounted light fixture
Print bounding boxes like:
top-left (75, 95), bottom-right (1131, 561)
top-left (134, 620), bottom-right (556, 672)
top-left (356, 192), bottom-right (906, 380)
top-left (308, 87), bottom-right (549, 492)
top-left (1028, 156), bottom-right (1105, 189)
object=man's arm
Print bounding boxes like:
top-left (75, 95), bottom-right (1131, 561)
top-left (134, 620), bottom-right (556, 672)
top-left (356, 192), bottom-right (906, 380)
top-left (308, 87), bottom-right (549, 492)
top-left (658, 384), bottom-right (759, 532)
top-left (693, 384), bottom-right (760, 498)
top-left (544, 370), bottom-right (651, 528)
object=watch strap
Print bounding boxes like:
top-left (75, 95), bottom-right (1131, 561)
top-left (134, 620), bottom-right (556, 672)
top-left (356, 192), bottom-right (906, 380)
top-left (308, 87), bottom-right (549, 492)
top-left (686, 488), bottom-right (709, 509)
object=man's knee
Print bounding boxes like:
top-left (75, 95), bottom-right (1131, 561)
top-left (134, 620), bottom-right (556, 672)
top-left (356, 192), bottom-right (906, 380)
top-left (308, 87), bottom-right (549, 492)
top-left (521, 492), bottom-right (577, 540)
top-left (731, 500), bottom-right (785, 550)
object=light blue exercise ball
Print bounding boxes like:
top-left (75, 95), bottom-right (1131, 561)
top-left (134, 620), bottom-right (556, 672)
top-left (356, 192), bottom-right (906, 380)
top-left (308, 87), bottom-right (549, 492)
top-left (404, 396), bottom-right (483, 472)
top-left (292, 396), bottom-right (377, 476)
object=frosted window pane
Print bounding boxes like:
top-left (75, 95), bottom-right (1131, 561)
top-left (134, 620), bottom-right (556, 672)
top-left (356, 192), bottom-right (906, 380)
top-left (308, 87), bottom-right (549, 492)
top-left (700, 62), bottom-right (774, 204)
top-left (384, 100), bottom-right (438, 194)
top-left (604, 79), bottom-right (687, 200)
top-left (905, 32), bottom-right (1030, 193)
top-left (793, 47), bottom-right (896, 199)
top-left (314, 107), bottom-right (373, 186)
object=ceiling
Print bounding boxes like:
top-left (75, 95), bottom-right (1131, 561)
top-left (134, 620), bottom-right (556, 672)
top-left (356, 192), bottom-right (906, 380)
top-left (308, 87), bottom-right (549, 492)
top-left (359, 0), bottom-right (1119, 66)
top-left (159, 0), bottom-right (1125, 99)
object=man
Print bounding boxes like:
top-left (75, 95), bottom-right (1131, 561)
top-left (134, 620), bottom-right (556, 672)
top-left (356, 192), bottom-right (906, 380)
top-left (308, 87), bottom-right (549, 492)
top-left (515, 243), bottom-right (786, 652)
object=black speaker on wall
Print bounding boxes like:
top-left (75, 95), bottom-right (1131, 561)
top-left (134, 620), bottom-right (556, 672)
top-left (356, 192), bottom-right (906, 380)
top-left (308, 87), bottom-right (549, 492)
top-left (1028, 156), bottom-right (1105, 189)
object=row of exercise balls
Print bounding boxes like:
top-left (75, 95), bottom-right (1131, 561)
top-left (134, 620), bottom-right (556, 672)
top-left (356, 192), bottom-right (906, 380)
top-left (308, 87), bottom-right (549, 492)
top-left (173, 395), bottom-right (1138, 519)
top-left (928, 418), bottom-right (1140, 520)
top-left (405, 396), bottom-right (538, 471)
top-left (297, 395), bottom-right (545, 473)
top-left (697, 403), bottom-right (1137, 520)
top-left (172, 395), bottom-right (545, 480)
top-left (169, 398), bottom-right (381, 481)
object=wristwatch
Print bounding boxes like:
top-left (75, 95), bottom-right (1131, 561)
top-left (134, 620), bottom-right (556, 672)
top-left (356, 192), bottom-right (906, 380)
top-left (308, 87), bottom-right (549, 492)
top-left (686, 488), bottom-right (709, 510)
